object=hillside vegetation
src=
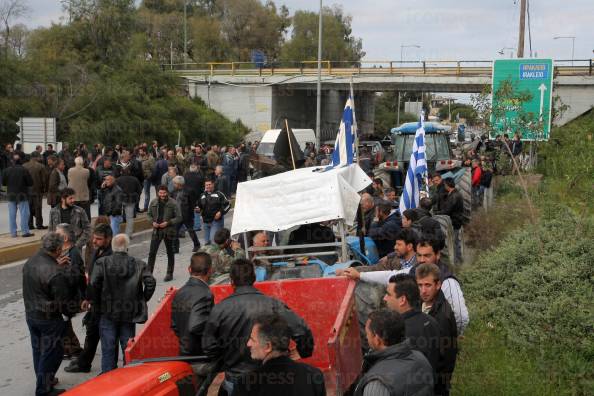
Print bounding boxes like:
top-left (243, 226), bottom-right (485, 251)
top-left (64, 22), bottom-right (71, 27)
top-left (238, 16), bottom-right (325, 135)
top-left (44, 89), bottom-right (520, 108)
top-left (453, 111), bottom-right (594, 395)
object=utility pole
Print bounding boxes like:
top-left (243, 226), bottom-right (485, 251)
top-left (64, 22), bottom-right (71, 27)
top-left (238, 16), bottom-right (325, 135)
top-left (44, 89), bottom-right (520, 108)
top-left (517, 0), bottom-right (527, 58)
top-left (183, 0), bottom-right (188, 68)
top-left (315, 0), bottom-right (323, 152)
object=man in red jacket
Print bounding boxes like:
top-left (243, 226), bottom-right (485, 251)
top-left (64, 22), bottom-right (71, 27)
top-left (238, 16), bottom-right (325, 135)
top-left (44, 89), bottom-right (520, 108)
top-left (471, 159), bottom-right (483, 208)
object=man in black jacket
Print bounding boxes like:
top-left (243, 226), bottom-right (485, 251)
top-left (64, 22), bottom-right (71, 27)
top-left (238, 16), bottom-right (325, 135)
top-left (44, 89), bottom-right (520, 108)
top-left (202, 259), bottom-right (314, 396)
top-left (384, 274), bottom-right (440, 373)
top-left (417, 263), bottom-right (458, 396)
top-left (368, 201), bottom-right (402, 258)
top-left (55, 223), bottom-right (86, 359)
top-left (171, 252), bottom-right (214, 356)
top-left (65, 224), bottom-right (113, 373)
top-left (2, 154), bottom-right (34, 237)
top-left (116, 168), bottom-right (142, 237)
top-left (183, 164), bottom-right (204, 234)
top-left (96, 157), bottom-right (116, 215)
top-left (23, 232), bottom-right (70, 395)
top-left (435, 178), bottom-right (464, 264)
top-left (101, 175), bottom-right (124, 237)
top-left (197, 179), bottom-right (230, 245)
top-left (430, 173), bottom-right (447, 212)
top-left (90, 233), bottom-right (156, 373)
top-left (235, 313), bottom-right (326, 396)
top-left (172, 176), bottom-right (201, 253)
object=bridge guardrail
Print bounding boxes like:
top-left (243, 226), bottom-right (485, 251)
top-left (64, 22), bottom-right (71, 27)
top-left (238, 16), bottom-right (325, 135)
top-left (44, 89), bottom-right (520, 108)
top-left (165, 59), bottom-right (594, 77)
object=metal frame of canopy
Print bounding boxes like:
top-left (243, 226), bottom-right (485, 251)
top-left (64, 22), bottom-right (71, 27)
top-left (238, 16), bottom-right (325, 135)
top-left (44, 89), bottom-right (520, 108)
top-left (232, 164), bottom-right (371, 263)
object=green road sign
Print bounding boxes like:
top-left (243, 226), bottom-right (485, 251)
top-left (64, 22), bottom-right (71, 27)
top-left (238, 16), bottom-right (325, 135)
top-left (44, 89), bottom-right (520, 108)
top-left (491, 59), bottom-right (554, 141)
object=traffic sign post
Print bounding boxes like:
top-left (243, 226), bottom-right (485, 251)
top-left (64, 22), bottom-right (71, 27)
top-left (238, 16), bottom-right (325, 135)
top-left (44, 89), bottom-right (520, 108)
top-left (491, 59), bottom-right (554, 141)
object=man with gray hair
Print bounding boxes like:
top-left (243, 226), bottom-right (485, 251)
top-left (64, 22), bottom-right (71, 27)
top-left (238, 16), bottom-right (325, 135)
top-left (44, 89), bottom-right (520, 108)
top-left (89, 233), bottom-right (156, 373)
top-left (23, 232), bottom-right (71, 395)
top-left (68, 156), bottom-right (91, 220)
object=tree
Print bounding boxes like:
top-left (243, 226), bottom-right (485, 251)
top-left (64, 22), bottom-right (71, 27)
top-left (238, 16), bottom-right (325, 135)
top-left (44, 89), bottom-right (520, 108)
top-left (438, 103), bottom-right (477, 124)
top-left (219, 0), bottom-right (289, 61)
top-left (470, 85), bottom-right (491, 128)
top-left (189, 15), bottom-right (229, 62)
top-left (0, 0), bottom-right (29, 58)
top-left (1, 22), bottom-right (27, 57)
top-left (374, 92), bottom-right (418, 135)
top-left (280, 5), bottom-right (364, 64)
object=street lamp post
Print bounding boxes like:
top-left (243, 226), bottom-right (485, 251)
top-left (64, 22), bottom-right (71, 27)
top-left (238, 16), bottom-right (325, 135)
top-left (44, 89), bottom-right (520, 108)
top-left (554, 36), bottom-right (576, 66)
top-left (315, 0), bottom-right (323, 152)
top-left (400, 44), bottom-right (421, 62)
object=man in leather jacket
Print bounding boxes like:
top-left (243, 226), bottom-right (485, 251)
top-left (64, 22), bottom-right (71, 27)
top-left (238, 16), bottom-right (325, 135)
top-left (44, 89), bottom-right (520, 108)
top-left (89, 233), bottom-right (156, 373)
top-left (201, 259), bottom-right (314, 396)
top-left (197, 179), bottom-right (230, 245)
top-left (23, 232), bottom-right (71, 395)
top-left (171, 252), bottom-right (214, 356)
top-left (65, 224), bottom-right (113, 373)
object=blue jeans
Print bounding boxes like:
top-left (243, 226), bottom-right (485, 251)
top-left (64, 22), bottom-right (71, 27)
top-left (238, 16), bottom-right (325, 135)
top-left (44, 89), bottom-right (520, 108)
top-left (8, 200), bottom-right (30, 236)
top-left (26, 316), bottom-right (65, 396)
top-left (123, 203), bottom-right (136, 236)
top-left (193, 213), bottom-right (202, 231)
top-left (203, 218), bottom-right (224, 244)
top-left (110, 215), bottom-right (123, 236)
top-left (142, 179), bottom-right (152, 210)
top-left (99, 316), bottom-right (135, 373)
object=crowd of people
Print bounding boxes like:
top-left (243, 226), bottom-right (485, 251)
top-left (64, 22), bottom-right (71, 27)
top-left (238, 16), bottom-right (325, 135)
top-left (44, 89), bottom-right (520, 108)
top-left (11, 131), bottom-right (521, 396)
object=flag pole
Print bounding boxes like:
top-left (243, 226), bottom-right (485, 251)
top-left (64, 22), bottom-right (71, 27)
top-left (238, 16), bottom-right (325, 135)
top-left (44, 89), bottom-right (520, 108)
top-left (350, 76), bottom-right (359, 166)
top-left (351, 76), bottom-right (366, 253)
top-left (285, 119), bottom-right (297, 170)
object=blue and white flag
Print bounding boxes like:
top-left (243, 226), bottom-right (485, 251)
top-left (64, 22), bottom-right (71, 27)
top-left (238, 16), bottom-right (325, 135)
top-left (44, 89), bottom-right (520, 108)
top-left (328, 94), bottom-right (356, 168)
top-left (399, 113), bottom-right (428, 214)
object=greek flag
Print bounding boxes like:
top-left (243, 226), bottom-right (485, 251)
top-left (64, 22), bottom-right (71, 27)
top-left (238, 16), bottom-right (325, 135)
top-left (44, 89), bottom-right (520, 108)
top-left (328, 94), bottom-right (356, 168)
top-left (399, 113), bottom-right (428, 214)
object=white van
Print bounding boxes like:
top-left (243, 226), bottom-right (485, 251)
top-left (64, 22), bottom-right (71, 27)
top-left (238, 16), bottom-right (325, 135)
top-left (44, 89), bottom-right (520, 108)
top-left (259, 128), bottom-right (315, 152)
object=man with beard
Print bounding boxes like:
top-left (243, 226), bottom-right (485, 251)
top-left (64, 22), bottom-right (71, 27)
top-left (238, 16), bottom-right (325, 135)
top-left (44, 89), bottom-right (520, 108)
top-left (147, 185), bottom-right (181, 281)
top-left (64, 224), bottom-right (113, 373)
top-left (49, 188), bottom-right (91, 250)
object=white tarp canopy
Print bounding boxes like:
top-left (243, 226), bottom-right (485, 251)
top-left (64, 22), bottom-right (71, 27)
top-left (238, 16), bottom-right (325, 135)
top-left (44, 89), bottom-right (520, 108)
top-left (231, 164), bottom-right (372, 235)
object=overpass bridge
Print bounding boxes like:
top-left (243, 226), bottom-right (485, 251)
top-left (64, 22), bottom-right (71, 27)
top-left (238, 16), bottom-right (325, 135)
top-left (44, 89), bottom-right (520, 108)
top-left (175, 59), bottom-right (594, 138)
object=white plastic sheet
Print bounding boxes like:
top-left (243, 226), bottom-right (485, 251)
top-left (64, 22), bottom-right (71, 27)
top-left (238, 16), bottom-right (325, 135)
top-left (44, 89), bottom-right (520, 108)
top-left (231, 164), bottom-right (372, 235)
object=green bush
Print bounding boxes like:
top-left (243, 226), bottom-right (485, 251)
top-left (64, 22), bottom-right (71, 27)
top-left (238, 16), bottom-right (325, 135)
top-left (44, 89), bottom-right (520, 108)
top-left (460, 204), bottom-right (594, 394)
top-left (537, 110), bottom-right (594, 214)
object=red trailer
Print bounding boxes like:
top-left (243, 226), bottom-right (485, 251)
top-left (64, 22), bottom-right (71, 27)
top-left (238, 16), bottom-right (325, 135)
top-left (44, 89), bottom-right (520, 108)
top-left (65, 277), bottom-right (362, 395)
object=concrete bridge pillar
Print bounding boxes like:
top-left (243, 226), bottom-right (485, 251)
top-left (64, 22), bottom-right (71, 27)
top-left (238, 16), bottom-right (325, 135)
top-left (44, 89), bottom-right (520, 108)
top-left (189, 80), bottom-right (377, 142)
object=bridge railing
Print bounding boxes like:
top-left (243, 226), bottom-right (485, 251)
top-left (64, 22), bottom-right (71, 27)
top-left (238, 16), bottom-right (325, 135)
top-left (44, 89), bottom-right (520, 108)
top-left (166, 59), bottom-right (594, 77)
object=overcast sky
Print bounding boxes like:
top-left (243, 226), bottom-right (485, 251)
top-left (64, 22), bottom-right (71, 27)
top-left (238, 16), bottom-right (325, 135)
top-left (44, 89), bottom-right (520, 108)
top-left (17, 0), bottom-right (594, 62)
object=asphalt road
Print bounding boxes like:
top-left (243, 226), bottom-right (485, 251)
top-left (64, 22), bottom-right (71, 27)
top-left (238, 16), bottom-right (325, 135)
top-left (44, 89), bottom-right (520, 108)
top-left (0, 212), bottom-right (232, 395)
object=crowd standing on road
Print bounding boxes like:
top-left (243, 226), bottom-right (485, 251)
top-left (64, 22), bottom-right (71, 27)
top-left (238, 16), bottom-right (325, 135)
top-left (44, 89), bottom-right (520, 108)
top-left (10, 134), bottom-right (518, 395)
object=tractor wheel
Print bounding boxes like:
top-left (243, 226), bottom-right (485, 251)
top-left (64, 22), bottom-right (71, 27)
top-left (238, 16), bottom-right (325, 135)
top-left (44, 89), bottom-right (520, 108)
top-left (457, 167), bottom-right (472, 225)
top-left (433, 214), bottom-right (455, 268)
top-left (354, 282), bottom-right (385, 351)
